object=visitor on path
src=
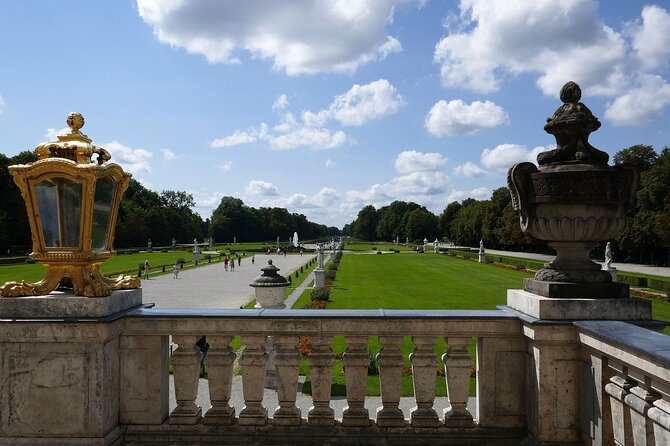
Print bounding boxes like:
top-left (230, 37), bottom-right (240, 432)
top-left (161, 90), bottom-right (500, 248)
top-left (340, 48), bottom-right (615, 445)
top-left (237, 254), bottom-right (241, 266)
top-left (224, 257), bottom-right (229, 271)
top-left (172, 262), bottom-right (179, 279)
top-left (143, 260), bottom-right (150, 279)
top-left (252, 254), bottom-right (255, 264)
top-left (230, 260), bottom-right (235, 271)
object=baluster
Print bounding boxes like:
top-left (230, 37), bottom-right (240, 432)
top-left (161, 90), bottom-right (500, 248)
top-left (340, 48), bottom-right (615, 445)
top-left (410, 336), bottom-right (440, 427)
top-left (170, 335), bottom-right (202, 424)
top-left (648, 396), bottom-right (670, 445)
top-left (624, 376), bottom-right (659, 445)
top-left (308, 335), bottom-right (335, 426)
top-left (273, 335), bottom-right (301, 426)
top-left (443, 337), bottom-right (474, 427)
top-left (238, 335), bottom-right (268, 425)
top-left (376, 335), bottom-right (406, 427)
top-left (203, 335), bottom-right (235, 425)
top-left (605, 367), bottom-right (635, 446)
top-left (342, 335), bottom-right (370, 427)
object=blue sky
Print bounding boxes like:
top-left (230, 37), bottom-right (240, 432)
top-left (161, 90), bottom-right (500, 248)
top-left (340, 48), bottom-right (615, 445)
top-left (1, 0), bottom-right (669, 228)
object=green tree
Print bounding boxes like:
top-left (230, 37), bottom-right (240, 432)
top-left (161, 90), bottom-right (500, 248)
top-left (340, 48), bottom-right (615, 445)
top-left (0, 151), bottom-right (38, 254)
top-left (353, 205), bottom-right (379, 241)
top-left (613, 144), bottom-right (658, 173)
top-left (438, 201), bottom-right (461, 241)
top-left (405, 207), bottom-right (438, 241)
top-left (450, 199), bottom-right (490, 247)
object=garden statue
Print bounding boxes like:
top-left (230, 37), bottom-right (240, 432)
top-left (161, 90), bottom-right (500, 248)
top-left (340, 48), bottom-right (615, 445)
top-left (604, 242), bottom-right (613, 270)
top-left (147, 238), bottom-right (152, 252)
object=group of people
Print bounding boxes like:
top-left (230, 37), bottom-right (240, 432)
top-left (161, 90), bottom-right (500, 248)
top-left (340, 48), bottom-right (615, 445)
top-left (223, 254), bottom-right (244, 271)
top-left (145, 252), bottom-right (258, 280)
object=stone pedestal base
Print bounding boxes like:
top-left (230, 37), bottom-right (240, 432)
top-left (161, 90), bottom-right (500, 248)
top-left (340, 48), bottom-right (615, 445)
top-left (0, 288), bottom-right (142, 318)
top-left (603, 267), bottom-right (618, 282)
top-left (0, 289), bottom-right (143, 444)
top-left (523, 278), bottom-right (628, 299)
top-left (478, 253), bottom-right (486, 263)
top-left (313, 268), bottom-right (325, 288)
top-left (507, 289), bottom-right (651, 320)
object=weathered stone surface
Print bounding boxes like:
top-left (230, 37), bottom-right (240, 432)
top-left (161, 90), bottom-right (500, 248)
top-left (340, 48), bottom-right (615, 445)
top-left (507, 289), bottom-right (651, 320)
top-left (0, 288), bottom-right (142, 318)
top-left (523, 278), bottom-right (629, 299)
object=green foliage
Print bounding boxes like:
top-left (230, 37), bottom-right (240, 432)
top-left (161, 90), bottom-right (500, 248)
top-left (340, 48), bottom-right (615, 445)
top-left (310, 287), bottom-right (330, 302)
top-left (353, 205), bottom-right (379, 241)
top-left (209, 196), bottom-right (335, 244)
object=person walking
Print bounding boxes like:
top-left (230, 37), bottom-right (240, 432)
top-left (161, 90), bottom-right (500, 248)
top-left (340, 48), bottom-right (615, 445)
top-left (143, 260), bottom-right (150, 279)
top-left (224, 257), bottom-right (229, 271)
top-left (252, 254), bottom-right (255, 265)
top-left (172, 262), bottom-right (179, 279)
top-left (230, 259), bottom-right (235, 271)
top-left (237, 254), bottom-right (241, 266)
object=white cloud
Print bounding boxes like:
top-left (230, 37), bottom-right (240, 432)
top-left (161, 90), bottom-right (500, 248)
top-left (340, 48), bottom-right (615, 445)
top-left (480, 143), bottom-right (550, 171)
top-left (394, 150), bottom-right (446, 174)
top-left (211, 79), bottom-right (400, 150)
top-left (272, 94), bottom-right (289, 111)
top-left (425, 99), bottom-right (508, 137)
top-left (453, 161), bottom-right (486, 177)
top-left (325, 79), bottom-right (403, 126)
top-left (268, 124), bottom-right (347, 150)
top-left (104, 141), bottom-right (153, 174)
top-left (161, 148), bottom-right (176, 161)
top-left (246, 180), bottom-right (279, 196)
top-left (345, 149), bottom-right (449, 208)
top-left (630, 5), bottom-right (670, 71)
top-left (217, 161), bottom-right (232, 173)
top-left (211, 130), bottom-right (257, 148)
top-left (44, 127), bottom-right (69, 140)
top-left (605, 75), bottom-right (670, 126)
top-left (433, 0), bottom-right (628, 96)
top-left (447, 187), bottom-right (490, 202)
top-left (284, 187), bottom-right (340, 209)
top-left (137, 0), bottom-right (409, 75)
top-left (325, 158), bottom-right (336, 168)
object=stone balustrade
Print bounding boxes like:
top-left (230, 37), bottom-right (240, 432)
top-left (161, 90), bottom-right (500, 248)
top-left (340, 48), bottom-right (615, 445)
top-left (119, 308), bottom-right (527, 444)
top-left (577, 321), bottom-right (670, 446)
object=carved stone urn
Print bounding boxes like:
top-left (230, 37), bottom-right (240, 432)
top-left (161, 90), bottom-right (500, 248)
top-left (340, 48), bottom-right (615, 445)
top-left (507, 81), bottom-right (638, 298)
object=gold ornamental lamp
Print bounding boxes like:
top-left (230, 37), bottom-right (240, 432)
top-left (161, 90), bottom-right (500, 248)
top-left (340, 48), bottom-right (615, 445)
top-left (0, 113), bottom-right (140, 297)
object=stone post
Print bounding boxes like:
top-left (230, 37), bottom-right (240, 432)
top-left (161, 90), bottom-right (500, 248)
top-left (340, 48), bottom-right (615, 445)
top-left (410, 336), bottom-right (440, 427)
top-left (238, 335), bottom-right (269, 425)
top-left (308, 336), bottom-right (335, 426)
top-left (444, 337), bottom-right (474, 427)
top-left (203, 335), bottom-right (236, 425)
top-left (376, 335), bottom-right (406, 427)
top-left (272, 335), bottom-right (301, 426)
top-left (170, 335), bottom-right (203, 424)
top-left (342, 336), bottom-right (370, 427)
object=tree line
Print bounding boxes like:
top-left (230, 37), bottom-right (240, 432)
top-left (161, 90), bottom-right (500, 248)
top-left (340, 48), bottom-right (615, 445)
top-left (346, 145), bottom-right (670, 266)
top-left (0, 151), bottom-right (336, 254)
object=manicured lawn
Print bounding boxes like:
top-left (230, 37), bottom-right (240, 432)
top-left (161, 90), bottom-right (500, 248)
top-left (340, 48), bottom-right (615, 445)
top-left (0, 250), bottom-right (225, 284)
top-left (344, 241), bottom-right (413, 252)
top-left (329, 252), bottom-right (532, 309)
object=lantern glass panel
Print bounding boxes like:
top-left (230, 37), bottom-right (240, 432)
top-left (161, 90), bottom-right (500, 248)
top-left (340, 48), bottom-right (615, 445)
top-left (92, 177), bottom-right (115, 251)
top-left (35, 178), bottom-right (82, 247)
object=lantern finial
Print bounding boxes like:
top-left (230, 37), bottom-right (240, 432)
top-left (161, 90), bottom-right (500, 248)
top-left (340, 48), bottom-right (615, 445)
top-left (66, 112), bottom-right (85, 134)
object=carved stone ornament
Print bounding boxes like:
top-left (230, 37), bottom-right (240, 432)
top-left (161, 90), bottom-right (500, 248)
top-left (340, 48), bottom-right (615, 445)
top-left (507, 82), bottom-right (638, 298)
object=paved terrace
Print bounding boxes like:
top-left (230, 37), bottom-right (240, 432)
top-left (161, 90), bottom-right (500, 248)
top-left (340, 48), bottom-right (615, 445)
top-left (141, 253), bottom-right (315, 309)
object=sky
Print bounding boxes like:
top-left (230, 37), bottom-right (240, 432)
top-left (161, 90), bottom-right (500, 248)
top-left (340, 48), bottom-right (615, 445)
top-left (1, 0), bottom-right (669, 228)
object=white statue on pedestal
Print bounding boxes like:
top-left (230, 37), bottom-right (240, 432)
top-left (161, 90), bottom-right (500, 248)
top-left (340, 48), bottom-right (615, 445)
top-left (317, 244), bottom-right (325, 269)
top-left (193, 238), bottom-right (199, 253)
top-left (604, 242), bottom-right (612, 269)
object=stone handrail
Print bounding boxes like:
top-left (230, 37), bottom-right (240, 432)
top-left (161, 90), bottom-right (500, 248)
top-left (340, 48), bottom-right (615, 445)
top-left (576, 320), bottom-right (670, 445)
top-left (119, 308), bottom-right (526, 440)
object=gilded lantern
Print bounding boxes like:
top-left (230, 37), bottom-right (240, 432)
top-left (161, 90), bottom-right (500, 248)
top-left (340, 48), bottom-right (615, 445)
top-left (0, 113), bottom-right (140, 297)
